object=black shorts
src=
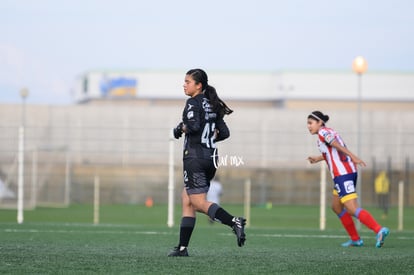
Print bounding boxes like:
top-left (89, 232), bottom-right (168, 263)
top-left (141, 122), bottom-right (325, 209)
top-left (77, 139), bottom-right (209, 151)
top-left (183, 158), bottom-right (216, 195)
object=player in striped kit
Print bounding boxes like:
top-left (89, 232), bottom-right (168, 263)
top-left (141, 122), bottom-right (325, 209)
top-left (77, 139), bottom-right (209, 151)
top-left (307, 111), bottom-right (389, 248)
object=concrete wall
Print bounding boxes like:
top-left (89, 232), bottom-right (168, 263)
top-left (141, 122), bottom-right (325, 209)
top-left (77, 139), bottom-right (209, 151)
top-left (0, 102), bottom-right (413, 207)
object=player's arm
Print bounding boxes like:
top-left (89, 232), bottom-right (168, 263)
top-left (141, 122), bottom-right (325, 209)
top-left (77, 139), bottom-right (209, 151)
top-left (307, 155), bottom-right (324, 164)
top-left (182, 98), bottom-right (201, 134)
top-left (330, 140), bottom-right (366, 167)
top-left (215, 118), bottom-right (230, 142)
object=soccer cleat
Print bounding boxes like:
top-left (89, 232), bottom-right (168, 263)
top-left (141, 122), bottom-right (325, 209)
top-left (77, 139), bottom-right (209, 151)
top-left (232, 217), bottom-right (246, 247)
top-left (341, 239), bottom-right (364, 247)
top-left (375, 227), bottom-right (390, 248)
top-left (168, 246), bottom-right (189, 257)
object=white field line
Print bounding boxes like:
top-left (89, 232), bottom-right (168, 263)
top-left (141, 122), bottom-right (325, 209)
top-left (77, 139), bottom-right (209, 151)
top-left (221, 232), bottom-right (414, 240)
top-left (2, 228), bottom-right (414, 240)
top-left (2, 228), bottom-right (172, 235)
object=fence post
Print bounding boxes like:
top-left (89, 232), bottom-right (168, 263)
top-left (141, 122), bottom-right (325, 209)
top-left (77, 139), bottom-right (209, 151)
top-left (93, 175), bottom-right (100, 225)
top-left (319, 162), bottom-right (326, 231)
top-left (244, 178), bottom-right (251, 228)
top-left (17, 126), bottom-right (25, 224)
top-left (167, 132), bottom-right (175, 228)
top-left (398, 181), bottom-right (404, 231)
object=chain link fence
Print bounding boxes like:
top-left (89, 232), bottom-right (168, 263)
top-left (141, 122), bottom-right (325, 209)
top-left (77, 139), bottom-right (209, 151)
top-left (0, 103), bottom-right (413, 208)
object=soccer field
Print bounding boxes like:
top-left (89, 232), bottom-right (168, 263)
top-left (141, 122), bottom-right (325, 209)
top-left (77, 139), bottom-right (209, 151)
top-left (1, 205), bottom-right (413, 274)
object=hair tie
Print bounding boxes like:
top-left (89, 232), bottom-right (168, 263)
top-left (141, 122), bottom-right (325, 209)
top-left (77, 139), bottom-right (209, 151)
top-left (310, 113), bottom-right (326, 123)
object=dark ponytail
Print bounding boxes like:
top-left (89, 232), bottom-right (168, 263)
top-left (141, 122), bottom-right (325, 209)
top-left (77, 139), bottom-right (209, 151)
top-left (186, 68), bottom-right (233, 117)
top-left (205, 85), bottom-right (233, 117)
top-left (308, 110), bottom-right (329, 125)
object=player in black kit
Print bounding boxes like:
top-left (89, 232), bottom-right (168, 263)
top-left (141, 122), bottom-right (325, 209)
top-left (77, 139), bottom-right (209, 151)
top-left (168, 69), bottom-right (246, 257)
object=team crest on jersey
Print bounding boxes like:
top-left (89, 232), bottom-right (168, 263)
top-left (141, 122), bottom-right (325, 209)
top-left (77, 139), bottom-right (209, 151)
top-left (187, 111), bottom-right (194, 119)
top-left (202, 98), bottom-right (213, 112)
top-left (202, 98), bottom-right (216, 120)
top-left (324, 133), bottom-right (335, 144)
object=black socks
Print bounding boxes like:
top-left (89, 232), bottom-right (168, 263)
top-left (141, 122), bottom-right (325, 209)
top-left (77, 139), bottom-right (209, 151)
top-left (178, 205), bottom-right (235, 248)
top-left (179, 217), bottom-right (196, 247)
top-left (207, 203), bottom-right (234, 226)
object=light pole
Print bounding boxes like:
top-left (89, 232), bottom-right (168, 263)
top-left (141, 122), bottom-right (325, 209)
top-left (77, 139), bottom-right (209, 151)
top-left (17, 88), bottom-right (29, 224)
top-left (352, 56), bottom-right (367, 225)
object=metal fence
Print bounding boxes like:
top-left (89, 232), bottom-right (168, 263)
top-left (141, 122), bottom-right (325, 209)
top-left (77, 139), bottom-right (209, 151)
top-left (0, 103), bottom-right (413, 208)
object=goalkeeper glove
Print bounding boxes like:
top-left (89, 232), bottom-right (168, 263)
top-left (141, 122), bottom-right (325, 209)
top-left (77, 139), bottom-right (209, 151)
top-left (173, 122), bottom-right (184, 139)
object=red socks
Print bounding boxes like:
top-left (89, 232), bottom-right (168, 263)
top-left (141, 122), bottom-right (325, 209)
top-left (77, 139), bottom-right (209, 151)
top-left (339, 208), bottom-right (382, 238)
top-left (339, 211), bottom-right (360, 241)
top-left (356, 209), bottom-right (382, 233)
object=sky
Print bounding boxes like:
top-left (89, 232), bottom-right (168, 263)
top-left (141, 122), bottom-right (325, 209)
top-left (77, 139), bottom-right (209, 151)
top-left (1, 0), bottom-right (414, 105)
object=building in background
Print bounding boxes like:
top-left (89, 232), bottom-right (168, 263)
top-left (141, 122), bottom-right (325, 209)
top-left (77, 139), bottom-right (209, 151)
top-left (1, 70), bottom-right (413, 208)
top-left (73, 70), bottom-right (414, 110)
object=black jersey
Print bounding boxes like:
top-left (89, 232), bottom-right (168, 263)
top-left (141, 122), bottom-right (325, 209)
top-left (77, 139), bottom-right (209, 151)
top-left (182, 93), bottom-right (230, 160)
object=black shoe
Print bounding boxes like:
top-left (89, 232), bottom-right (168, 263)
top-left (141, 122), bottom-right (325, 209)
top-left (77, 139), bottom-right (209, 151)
top-left (232, 217), bottom-right (246, 247)
top-left (168, 246), bottom-right (189, 257)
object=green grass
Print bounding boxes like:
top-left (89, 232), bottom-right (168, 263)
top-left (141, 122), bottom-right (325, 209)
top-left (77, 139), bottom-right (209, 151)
top-left (1, 204), bottom-right (414, 274)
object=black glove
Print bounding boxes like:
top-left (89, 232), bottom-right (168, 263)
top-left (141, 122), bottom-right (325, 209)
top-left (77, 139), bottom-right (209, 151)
top-left (173, 122), bottom-right (184, 139)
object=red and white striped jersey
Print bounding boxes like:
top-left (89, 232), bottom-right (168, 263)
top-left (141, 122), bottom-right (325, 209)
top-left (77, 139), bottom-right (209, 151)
top-left (317, 126), bottom-right (357, 178)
